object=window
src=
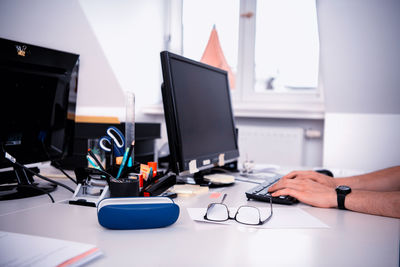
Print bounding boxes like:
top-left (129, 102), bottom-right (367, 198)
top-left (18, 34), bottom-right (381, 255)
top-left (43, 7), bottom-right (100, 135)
top-left (254, 0), bottom-right (320, 93)
top-left (182, 0), bottom-right (239, 81)
top-left (165, 0), bottom-right (323, 117)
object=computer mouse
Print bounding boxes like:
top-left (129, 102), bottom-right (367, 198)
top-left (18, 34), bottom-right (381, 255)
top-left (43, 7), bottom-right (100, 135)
top-left (315, 169), bottom-right (334, 177)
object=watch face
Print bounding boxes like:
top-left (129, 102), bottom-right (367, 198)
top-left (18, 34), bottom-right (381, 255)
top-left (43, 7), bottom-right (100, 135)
top-left (337, 185), bottom-right (351, 192)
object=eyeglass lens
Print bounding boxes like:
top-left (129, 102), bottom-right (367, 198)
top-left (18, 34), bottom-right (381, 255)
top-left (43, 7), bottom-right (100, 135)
top-left (235, 206), bottom-right (261, 225)
top-left (206, 203), bottom-right (229, 221)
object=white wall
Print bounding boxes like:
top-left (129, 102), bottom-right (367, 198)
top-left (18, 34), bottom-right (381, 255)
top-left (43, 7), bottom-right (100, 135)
top-left (0, 0), bottom-right (165, 121)
top-left (317, 0), bottom-right (400, 114)
top-left (78, 0), bottom-right (165, 120)
top-left (324, 113), bottom-right (400, 171)
top-left (317, 0), bottom-right (400, 171)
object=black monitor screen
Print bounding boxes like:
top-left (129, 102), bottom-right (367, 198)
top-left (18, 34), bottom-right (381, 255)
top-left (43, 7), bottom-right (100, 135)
top-left (161, 51), bottom-right (239, 175)
top-left (0, 37), bottom-right (79, 168)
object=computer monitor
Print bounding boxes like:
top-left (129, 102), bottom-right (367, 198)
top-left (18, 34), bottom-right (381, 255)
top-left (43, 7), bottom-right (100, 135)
top-left (0, 37), bottom-right (79, 200)
top-left (160, 51), bottom-right (239, 176)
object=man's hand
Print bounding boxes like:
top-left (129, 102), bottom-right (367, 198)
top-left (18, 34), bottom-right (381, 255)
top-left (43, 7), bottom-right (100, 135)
top-left (268, 177), bottom-right (337, 208)
top-left (282, 170), bottom-right (337, 188)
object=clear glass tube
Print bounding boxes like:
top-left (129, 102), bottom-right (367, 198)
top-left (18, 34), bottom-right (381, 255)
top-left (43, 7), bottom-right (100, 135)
top-left (125, 91), bottom-right (135, 163)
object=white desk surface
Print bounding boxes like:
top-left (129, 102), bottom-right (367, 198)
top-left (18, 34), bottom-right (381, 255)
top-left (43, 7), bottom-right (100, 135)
top-left (0, 175), bottom-right (399, 267)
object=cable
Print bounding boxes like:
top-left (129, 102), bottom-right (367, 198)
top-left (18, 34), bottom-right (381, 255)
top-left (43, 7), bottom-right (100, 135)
top-left (52, 160), bottom-right (77, 184)
top-left (57, 166), bottom-right (78, 184)
top-left (16, 161), bottom-right (75, 193)
top-left (39, 142), bottom-right (77, 184)
top-left (4, 152), bottom-right (75, 193)
top-left (17, 184), bottom-right (55, 203)
top-left (92, 168), bottom-right (116, 180)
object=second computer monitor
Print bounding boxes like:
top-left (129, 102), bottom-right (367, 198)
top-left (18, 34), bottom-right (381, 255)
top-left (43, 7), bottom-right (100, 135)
top-left (160, 51), bottom-right (239, 176)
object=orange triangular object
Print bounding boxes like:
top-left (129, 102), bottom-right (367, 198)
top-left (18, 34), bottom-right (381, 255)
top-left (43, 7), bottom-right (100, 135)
top-left (201, 26), bottom-right (236, 89)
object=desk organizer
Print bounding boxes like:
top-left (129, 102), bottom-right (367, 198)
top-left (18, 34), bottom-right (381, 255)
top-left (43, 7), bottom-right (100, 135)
top-left (97, 197), bottom-right (179, 230)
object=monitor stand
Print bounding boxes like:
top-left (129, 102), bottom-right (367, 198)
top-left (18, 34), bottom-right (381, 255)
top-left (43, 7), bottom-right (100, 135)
top-left (0, 165), bottom-right (57, 201)
top-left (192, 162), bottom-right (239, 188)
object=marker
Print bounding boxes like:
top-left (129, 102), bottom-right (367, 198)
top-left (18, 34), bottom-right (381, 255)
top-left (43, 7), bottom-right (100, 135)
top-left (139, 174), bottom-right (144, 189)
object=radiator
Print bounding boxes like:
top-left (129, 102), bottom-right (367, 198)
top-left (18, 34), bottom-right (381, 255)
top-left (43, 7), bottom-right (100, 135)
top-left (238, 126), bottom-right (304, 166)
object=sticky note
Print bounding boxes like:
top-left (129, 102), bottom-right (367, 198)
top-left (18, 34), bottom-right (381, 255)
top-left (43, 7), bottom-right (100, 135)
top-left (189, 160), bottom-right (199, 174)
top-left (218, 154), bottom-right (225, 166)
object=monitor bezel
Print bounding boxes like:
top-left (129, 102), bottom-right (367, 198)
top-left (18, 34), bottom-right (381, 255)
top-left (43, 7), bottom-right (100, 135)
top-left (160, 51), bottom-right (239, 176)
top-left (0, 38), bottom-right (79, 201)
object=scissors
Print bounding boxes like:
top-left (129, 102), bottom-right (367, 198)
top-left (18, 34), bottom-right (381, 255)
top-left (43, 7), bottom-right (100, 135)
top-left (99, 126), bottom-right (125, 157)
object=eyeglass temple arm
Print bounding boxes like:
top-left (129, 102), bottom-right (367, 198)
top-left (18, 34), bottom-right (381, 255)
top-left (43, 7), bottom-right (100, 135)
top-left (260, 197), bottom-right (274, 225)
top-left (220, 193), bottom-right (227, 204)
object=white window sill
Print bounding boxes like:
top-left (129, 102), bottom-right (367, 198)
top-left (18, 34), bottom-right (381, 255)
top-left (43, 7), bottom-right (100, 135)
top-left (141, 102), bottom-right (325, 120)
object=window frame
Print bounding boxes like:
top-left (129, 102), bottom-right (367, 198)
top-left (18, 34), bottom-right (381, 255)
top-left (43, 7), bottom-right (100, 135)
top-left (162, 0), bottom-right (325, 119)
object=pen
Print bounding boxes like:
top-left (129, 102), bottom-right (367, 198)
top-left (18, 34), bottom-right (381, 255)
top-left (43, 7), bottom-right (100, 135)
top-left (148, 167), bottom-right (153, 181)
top-left (111, 138), bottom-right (115, 166)
top-left (87, 155), bottom-right (101, 170)
top-left (88, 149), bottom-right (106, 171)
top-left (116, 141), bottom-right (135, 179)
top-left (126, 141), bottom-right (135, 167)
top-left (87, 155), bottom-right (116, 180)
top-left (116, 147), bottom-right (130, 179)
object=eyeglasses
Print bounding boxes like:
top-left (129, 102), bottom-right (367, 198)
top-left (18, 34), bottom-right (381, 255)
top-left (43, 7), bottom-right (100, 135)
top-left (204, 193), bottom-right (273, 226)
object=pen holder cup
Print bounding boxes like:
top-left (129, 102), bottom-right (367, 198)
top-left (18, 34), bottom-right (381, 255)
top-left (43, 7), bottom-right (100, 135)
top-left (107, 163), bottom-right (141, 180)
top-left (109, 178), bottom-right (139, 198)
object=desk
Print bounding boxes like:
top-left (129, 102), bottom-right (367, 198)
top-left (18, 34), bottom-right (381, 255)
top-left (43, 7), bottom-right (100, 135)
top-left (0, 177), bottom-right (399, 267)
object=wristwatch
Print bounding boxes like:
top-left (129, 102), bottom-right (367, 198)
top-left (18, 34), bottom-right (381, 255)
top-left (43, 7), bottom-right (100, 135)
top-left (335, 185), bottom-right (352, 210)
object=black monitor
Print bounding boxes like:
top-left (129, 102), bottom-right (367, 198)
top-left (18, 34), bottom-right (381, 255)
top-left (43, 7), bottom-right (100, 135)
top-left (160, 51), bottom-right (239, 176)
top-left (0, 37), bottom-right (79, 200)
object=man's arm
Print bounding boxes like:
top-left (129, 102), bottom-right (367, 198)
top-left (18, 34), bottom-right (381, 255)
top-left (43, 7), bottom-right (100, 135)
top-left (268, 178), bottom-right (400, 218)
top-left (279, 166), bottom-right (400, 191)
top-left (345, 190), bottom-right (400, 218)
top-left (334, 166), bottom-right (400, 191)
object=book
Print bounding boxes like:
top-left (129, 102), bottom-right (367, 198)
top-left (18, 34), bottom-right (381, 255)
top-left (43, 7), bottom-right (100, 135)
top-left (0, 231), bottom-right (102, 267)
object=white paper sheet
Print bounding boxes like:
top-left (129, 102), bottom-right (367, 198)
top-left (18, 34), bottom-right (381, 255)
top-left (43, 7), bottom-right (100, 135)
top-left (187, 207), bottom-right (329, 228)
top-left (0, 231), bottom-right (102, 267)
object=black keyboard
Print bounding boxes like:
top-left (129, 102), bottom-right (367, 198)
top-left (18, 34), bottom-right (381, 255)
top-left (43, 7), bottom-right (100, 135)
top-left (245, 174), bottom-right (297, 205)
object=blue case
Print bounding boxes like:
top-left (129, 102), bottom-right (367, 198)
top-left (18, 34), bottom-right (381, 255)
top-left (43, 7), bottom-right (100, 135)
top-left (97, 197), bottom-right (180, 230)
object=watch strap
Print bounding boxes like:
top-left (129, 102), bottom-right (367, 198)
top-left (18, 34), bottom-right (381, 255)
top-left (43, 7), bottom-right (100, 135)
top-left (337, 193), bottom-right (346, 210)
